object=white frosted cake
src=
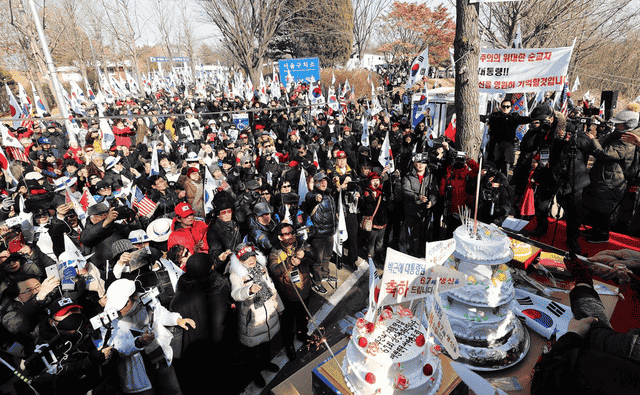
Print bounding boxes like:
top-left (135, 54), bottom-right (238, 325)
top-left (440, 223), bottom-right (529, 370)
top-left (453, 222), bottom-right (512, 263)
top-left (342, 305), bottom-right (443, 395)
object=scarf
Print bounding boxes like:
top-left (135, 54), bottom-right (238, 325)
top-left (247, 264), bottom-right (273, 308)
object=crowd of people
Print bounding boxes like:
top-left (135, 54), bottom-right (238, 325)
top-left (0, 72), bottom-right (639, 394)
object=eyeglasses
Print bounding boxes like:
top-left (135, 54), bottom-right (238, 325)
top-left (20, 283), bottom-right (41, 295)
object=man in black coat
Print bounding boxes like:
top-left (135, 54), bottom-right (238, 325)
top-left (79, 203), bottom-right (138, 273)
top-left (207, 191), bottom-right (243, 274)
top-left (481, 99), bottom-right (531, 178)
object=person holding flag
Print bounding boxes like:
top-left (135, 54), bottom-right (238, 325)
top-left (402, 153), bottom-right (438, 257)
top-left (305, 172), bottom-right (337, 295)
top-left (480, 98), bottom-right (532, 179)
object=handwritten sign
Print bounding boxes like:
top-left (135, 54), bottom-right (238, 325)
top-left (427, 284), bottom-right (460, 359)
top-left (376, 248), bottom-right (467, 309)
top-left (425, 238), bottom-right (457, 266)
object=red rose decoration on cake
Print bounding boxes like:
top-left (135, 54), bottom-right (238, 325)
top-left (358, 337), bottom-right (368, 348)
top-left (430, 344), bottom-right (442, 356)
top-left (394, 374), bottom-right (409, 390)
top-left (415, 334), bottom-right (425, 347)
top-left (365, 372), bottom-right (376, 384)
top-left (365, 322), bottom-right (375, 333)
top-left (367, 342), bottom-right (380, 356)
top-left (423, 363), bottom-right (433, 376)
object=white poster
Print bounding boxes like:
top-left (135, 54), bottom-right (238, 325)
top-left (376, 248), bottom-right (467, 308)
top-left (478, 46), bottom-right (573, 94)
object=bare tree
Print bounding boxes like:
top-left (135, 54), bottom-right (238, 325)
top-left (454, 0), bottom-right (481, 161)
top-left (200, 0), bottom-right (323, 86)
top-left (177, 2), bottom-right (199, 82)
top-left (351, 0), bottom-right (392, 64)
top-left (149, 0), bottom-right (176, 73)
top-left (100, 0), bottom-right (147, 88)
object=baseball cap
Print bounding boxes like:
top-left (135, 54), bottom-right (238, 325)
top-left (105, 279), bottom-right (136, 312)
top-left (175, 202), bottom-right (196, 218)
top-left (235, 243), bottom-right (257, 261)
top-left (253, 202), bottom-right (273, 216)
top-left (48, 297), bottom-right (83, 318)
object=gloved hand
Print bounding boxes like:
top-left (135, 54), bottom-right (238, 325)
top-left (1, 198), bottom-right (14, 211)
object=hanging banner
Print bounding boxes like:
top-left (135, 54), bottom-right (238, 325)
top-left (478, 46), bottom-right (573, 94)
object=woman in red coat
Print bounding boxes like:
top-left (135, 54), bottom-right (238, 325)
top-left (112, 118), bottom-right (135, 148)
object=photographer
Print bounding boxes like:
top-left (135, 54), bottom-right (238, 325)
top-left (105, 279), bottom-right (195, 394)
top-left (471, 161), bottom-right (512, 226)
top-left (439, 151), bottom-right (479, 238)
top-left (511, 104), bottom-right (559, 236)
top-left (28, 298), bottom-right (116, 395)
top-left (80, 203), bottom-right (141, 272)
top-left (582, 110), bottom-right (639, 244)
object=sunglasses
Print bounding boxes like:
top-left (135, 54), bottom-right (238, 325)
top-left (260, 191), bottom-right (270, 196)
top-left (282, 184), bottom-right (291, 188)
top-left (501, 105), bottom-right (511, 109)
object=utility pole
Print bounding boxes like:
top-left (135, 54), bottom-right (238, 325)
top-left (26, 0), bottom-right (71, 135)
top-left (454, 0), bottom-right (481, 161)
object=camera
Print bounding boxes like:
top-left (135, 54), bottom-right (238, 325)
top-left (140, 287), bottom-right (160, 305)
top-left (90, 308), bottom-right (119, 330)
top-left (115, 206), bottom-right (136, 221)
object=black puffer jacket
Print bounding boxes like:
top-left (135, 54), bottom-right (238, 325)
top-left (305, 187), bottom-right (337, 238)
top-left (585, 131), bottom-right (637, 206)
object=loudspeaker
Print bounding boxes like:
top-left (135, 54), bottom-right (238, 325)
top-left (600, 90), bottom-right (618, 120)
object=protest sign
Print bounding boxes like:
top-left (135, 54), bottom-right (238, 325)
top-left (478, 46), bottom-right (573, 93)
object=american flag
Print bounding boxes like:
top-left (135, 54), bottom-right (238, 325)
top-left (131, 186), bottom-right (157, 218)
top-left (512, 94), bottom-right (529, 141)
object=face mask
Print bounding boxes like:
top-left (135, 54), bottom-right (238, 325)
top-left (56, 313), bottom-right (87, 332)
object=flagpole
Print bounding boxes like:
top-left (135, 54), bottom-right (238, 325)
top-left (26, 0), bottom-right (71, 136)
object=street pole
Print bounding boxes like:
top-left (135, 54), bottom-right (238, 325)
top-left (25, 0), bottom-right (73, 139)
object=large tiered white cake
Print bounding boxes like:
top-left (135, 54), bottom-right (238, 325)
top-left (440, 222), bottom-right (529, 370)
top-left (342, 305), bottom-right (443, 395)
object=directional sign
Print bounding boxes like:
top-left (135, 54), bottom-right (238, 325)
top-left (278, 57), bottom-right (320, 83)
top-left (151, 57), bottom-right (191, 63)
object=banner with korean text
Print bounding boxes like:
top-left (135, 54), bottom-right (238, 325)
top-left (375, 247), bottom-right (467, 308)
top-left (478, 46), bottom-right (573, 93)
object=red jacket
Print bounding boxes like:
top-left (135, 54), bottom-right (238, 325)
top-left (112, 126), bottom-right (134, 147)
top-left (167, 218), bottom-right (209, 254)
